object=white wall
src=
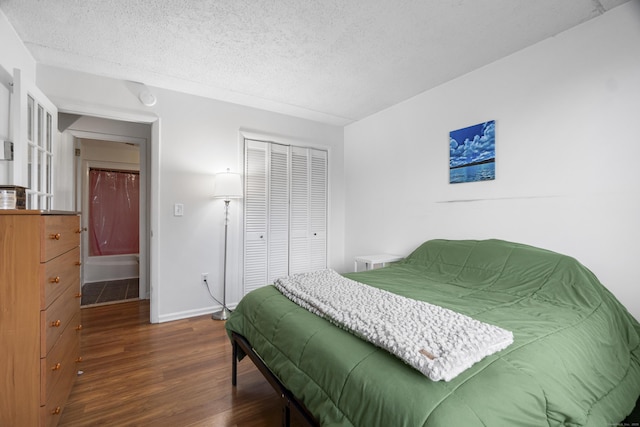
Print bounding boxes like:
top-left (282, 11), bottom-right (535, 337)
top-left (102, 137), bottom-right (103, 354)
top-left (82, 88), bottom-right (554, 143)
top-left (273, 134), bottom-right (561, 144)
top-left (344, 1), bottom-right (640, 321)
top-left (36, 65), bottom-right (345, 322)
top-left (0, 77), bottom-right (10, 141)
top-left (0, 9), bottom-right (35, 82)
top-left (0, 9), bottom-right (35, 183)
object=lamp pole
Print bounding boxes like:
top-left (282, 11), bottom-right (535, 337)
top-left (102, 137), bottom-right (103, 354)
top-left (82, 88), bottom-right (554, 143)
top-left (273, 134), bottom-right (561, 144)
top-left (212, 199), bottom-right (232, 320)
top-left (211, 169), bottom-right (242, 321)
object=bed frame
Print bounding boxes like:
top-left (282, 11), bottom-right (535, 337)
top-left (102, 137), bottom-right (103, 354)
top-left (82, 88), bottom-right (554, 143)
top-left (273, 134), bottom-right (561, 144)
top-left (231, 332), bottom-right (319, 427)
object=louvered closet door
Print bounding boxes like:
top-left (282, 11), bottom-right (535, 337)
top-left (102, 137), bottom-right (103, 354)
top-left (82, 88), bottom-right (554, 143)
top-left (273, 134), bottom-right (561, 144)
top-left (267, 144), bottom-right (290, 283)
top-left (309, 149), bottom-right (328, 270)
top-left (244, 141), bottom-right (268, 293)
top-left (243, 140), bottom-right (290, 294)
top-left (244, 140), bottom-right (327, 293)
top-left (289, 147), bottom-right (328, 274)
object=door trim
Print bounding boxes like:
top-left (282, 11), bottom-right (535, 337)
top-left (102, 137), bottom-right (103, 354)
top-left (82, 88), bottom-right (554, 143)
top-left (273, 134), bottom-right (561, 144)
top-left (55, 100), bottom-right (160, 323)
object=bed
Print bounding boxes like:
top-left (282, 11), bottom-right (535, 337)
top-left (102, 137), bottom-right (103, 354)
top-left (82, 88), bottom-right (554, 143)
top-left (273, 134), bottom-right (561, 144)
top-left (225, 239), bottom-right (640, 426)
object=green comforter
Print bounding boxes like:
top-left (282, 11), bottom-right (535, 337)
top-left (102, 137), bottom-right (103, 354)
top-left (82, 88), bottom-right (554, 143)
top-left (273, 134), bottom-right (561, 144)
top-left (226, 239), bottom-right (640, 426)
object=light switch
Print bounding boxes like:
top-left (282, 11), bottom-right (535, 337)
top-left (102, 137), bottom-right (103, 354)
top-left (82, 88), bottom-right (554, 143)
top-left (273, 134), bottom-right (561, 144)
top-left (174, 203), bottom-right (184, 216)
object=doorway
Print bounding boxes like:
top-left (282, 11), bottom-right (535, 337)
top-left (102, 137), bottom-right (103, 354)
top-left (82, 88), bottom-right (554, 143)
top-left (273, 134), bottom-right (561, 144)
top-left (79, 142), bottom-right (142, 306)
top-left (57, 107), bottom-right (159, 323)
top-left (59, 115), bottom-right (152, 308)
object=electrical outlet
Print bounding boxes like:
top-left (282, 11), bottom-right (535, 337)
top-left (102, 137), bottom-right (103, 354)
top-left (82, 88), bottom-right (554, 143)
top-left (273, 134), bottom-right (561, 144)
top-left (201, 273), bottom-right (209, 287)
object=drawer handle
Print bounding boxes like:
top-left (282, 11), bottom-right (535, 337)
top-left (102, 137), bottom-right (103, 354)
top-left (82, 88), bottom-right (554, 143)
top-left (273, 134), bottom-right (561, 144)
top-left (51, 362), bottom-right (61, 371)
top-left (76, 228), bottom-right (82, 233)
top-left (75, 293), bottom-right (82, 298)
top-left (50, 276), bottom-right (61, 284)
top-left (76, 356), bottom-right (83, 363)
top-left (51, 319), bottom-right (61, 327)
top-left (75, 261), bottom-right (82, 266)
top-left (52, 406), bottom-right (61, 415)
top-left (76, 324), bottom-right (83, 331)
top-left (50, 233), bottom-right (61, 240)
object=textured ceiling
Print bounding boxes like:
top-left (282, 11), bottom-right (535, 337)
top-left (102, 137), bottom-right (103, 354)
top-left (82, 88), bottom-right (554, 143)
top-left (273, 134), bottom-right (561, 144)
top-left (0, 0), bottom-right (631, 125)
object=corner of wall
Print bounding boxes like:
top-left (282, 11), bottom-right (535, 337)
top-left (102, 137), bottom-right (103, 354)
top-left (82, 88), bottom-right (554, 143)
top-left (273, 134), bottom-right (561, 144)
top-left (0, 9), bottom-right (36, 82)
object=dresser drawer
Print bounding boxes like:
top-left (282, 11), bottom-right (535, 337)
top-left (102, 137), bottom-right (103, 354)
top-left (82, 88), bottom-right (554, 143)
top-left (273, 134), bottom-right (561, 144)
top-left (40, 312), bottom-right (81, 427)
top-left (40, 393), bottom-right (66, 427)
top-left (40, 246), bottom-right (81, 310)
top-left (40, 215), bottom-right (80, 262)
top-left (41, 281), bottom-right (81, 358)
top-left (40, 311), bottom-right (81, 406)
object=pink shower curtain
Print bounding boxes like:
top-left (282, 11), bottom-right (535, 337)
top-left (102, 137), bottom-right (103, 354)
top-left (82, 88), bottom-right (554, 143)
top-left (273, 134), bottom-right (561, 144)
top-left (89, 169), bottom-right (140, 256)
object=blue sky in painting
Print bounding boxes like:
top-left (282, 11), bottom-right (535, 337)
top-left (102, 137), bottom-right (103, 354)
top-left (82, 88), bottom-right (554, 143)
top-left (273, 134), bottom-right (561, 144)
top-left (449, 120), bottom-right (495, 168)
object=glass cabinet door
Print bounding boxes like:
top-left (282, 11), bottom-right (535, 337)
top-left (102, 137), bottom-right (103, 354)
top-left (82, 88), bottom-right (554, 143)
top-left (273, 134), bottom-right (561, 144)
top-left (11, 69), bottom-right (57, 209)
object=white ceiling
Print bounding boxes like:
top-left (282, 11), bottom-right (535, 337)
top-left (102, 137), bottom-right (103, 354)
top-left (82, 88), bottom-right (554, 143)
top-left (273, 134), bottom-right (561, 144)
top-left (0, 0), bottom-right (630, 126)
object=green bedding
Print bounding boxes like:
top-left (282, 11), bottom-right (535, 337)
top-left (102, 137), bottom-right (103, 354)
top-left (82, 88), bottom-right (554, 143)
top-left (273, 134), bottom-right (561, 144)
top-left (226, 239), bottom-right (640, 426)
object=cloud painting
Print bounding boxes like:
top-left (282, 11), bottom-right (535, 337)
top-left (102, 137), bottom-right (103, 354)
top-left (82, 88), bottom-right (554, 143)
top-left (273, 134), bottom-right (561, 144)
top-left (449, 120), bottom-right (495, 183)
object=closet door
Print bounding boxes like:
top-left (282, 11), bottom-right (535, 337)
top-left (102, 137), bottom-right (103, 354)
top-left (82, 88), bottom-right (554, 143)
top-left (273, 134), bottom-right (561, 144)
top-left (243, 140), bottom-right (268, 293)
top-left (243, 140), bottom-right (327, 293)
top-left (267, 144), bottom-right (290, 282)
top-left (309, 149), bottom-right (328, 270)
top-left (289, 147), bottom-right (327, 274)
top-left (243, 140), bottom-right (290, 294)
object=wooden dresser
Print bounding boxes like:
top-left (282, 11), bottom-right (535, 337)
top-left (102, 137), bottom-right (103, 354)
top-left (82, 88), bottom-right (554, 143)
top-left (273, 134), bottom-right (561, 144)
top-left (0, 210), bottom-right (82, 427)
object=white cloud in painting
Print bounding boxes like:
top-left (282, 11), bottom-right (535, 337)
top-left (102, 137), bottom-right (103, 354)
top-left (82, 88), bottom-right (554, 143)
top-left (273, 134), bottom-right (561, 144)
top-left (449, 121), bottom-right (495, 168)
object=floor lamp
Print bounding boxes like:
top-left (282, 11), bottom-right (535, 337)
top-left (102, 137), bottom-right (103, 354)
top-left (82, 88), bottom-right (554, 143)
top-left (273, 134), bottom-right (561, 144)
top-left (211, 169), bottom-right (243, 320)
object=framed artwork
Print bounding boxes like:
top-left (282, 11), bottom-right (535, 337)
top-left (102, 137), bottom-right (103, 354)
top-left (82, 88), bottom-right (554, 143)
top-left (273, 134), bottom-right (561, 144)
top-left (449, 120), bottom-right (495, 184)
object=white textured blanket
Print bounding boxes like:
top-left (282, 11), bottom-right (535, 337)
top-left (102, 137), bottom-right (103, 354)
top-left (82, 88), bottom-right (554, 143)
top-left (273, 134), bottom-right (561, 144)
top-left (274, 269), bottom-right (513, 382)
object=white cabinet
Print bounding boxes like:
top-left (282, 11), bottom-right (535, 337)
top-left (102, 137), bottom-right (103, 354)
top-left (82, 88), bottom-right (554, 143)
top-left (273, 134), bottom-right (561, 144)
top-left (243, 139), bottom-right (327, 294)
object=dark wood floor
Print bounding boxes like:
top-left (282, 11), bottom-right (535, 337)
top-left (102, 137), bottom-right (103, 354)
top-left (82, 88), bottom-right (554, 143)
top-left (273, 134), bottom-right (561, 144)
top-left (58, 300), bottom-right (294, 427)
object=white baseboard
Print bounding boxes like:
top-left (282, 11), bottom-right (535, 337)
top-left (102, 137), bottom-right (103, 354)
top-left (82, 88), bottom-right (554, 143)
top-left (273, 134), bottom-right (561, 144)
top-left (157, 302), bottom-right (239, 323)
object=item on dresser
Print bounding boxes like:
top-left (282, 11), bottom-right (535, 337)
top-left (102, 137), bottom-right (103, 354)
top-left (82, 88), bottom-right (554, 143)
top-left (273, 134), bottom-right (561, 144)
top-left (0, 189), bottom-right (16, 209)
top-left (0, 185), bottom-right (26, 209)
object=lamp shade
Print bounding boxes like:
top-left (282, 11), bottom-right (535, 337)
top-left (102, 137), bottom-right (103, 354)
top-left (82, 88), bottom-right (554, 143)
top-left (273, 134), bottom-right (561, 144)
top-left (213, 170), bottom-right (243, 199)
